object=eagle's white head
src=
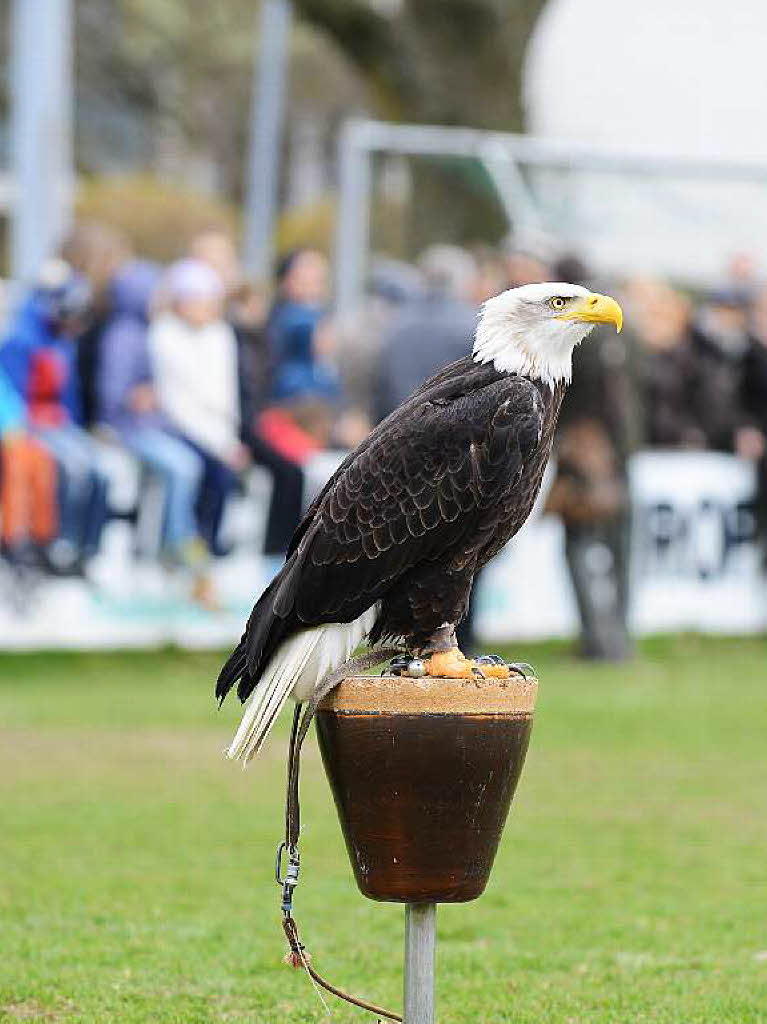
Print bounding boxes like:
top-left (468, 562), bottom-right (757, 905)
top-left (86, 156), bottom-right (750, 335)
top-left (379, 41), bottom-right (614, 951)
top-left (473, 282), bottom-right (623, 387)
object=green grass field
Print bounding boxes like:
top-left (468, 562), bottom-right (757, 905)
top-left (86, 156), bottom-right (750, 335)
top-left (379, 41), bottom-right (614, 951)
top-left (2, 635), bottom-right (767, 1023)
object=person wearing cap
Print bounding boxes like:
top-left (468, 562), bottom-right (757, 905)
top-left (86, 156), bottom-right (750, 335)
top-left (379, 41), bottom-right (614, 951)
top-left (149, 259), bottom-right (249, 574)
top-left (97, 260), bottom-right (211, 583)
top-left (189, 232), bottom-right (306, 565)
top-left (0, 260), bottom-right (108, 573)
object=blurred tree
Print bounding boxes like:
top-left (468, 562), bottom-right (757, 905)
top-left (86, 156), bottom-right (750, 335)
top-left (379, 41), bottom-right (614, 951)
top-left (76, 174), bottom-right (239, 262)
top-left (72, 0), bottom-right (545, 195)
top-left (0, 1), bottom-right (547, 266)
top-left (298, 0), bottom-right (545, 130)
top-left (74, 0), bottom-right (369, 199)
top-left (297, 0), bottom-right (546, 252)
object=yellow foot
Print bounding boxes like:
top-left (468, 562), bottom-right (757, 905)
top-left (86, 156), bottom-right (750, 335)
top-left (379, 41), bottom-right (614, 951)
top-left (423, 647), bottom-right (476, 679)
top-left (479, 663), bottom-right (511, 679)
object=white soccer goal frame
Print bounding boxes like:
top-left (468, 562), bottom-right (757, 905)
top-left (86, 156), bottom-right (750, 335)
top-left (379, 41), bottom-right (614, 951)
top-left (334, 117), bottom-right (767, 315)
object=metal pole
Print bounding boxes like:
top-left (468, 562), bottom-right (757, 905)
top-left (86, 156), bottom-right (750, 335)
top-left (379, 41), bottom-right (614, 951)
top-left (334, 119), bottom-right (372, 318)
top-left (480, 141), bottom-right (545, 238)
top-left (11, 0), bottom-right (74, 284)
top-left (403, 903), bottom-right (436, 1024)
top-left (340, 117), bottom-right (767, 181)
top-left (243, 0), bottom-right (292, 278)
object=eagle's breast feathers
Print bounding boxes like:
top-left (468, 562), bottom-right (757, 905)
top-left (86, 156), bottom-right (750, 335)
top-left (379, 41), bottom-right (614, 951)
top-left (286, 359), bottom-right (560, 632)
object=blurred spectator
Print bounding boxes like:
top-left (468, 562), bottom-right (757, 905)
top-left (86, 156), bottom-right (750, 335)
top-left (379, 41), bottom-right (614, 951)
top-left (149, 259), bottom-right (248, 563)
top-left (689, 287), bottom-right (752, 452)
top-left (727, 251), bottom-right (760, 295)
top-left (97, 260), bottom-right (213, 586)
top-left (506, 244), bottom-right (550, 288)
top-left (230, 279), bottom-right (271, 420)
top-left (333, 257), bottom-right (425, 436)
top-left (373, 245), bottom-right (478, 421)
top-left (193, 230), bottom-right (310, 561)
top-left (0, 366), bottom-right (57, 569)
top-left (62, 221), bottom-right (131, 427)
top-left (190, 228), bottom-right (241, 296)
top-left (741, 284), bottom-right (767, 562)
top-left (742, 284), bottom-right (767, 457)
top-left (546, 259), bottom-right (633, 661)
top-left (230, 278), bottom-right (306, 560)
top-left (368, 257), bottom-right (425, 308)
top-left (471, 245), bottom-right (510, 304)
top-left (0, 261), bottom-right (107, 573)
top-left (250, 248), bottom-right (344, 561)
top-left (631, 280), bottom-right (702, 448)
top-left (266, 248), bottom-right (340, 405)
top-left (191, 230), bottom-right (274, 418)
top-left (193, 231), bottom-right (325, 562)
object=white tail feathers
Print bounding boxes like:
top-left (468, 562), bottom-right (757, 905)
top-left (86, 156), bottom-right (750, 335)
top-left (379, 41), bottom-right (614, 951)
top-left (225, 604), bottom-right (379, 764)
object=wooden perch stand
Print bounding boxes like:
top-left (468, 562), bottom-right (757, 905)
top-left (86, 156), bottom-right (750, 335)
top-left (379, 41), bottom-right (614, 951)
top-left (316, 672), bottom-right (538, 1023)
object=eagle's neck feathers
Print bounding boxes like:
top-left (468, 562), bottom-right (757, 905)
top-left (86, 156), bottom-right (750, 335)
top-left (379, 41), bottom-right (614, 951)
top-left (472, 295), bottom-right (594, 388)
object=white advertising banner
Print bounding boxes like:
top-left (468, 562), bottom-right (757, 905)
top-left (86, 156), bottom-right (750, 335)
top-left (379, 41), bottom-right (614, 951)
top-left (0, 450), bottom-right (763, 649)
top-left (627, 450), bottom-right (765, 634)
top-left (478, 450), bottom-right (765, 640)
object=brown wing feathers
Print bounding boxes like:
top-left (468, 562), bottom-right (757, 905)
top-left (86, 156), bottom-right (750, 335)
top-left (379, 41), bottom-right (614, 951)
top-left (217, 359), bottom-right (546, 704)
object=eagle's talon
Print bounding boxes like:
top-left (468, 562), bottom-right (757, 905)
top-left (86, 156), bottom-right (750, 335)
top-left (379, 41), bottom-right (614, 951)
top-left (473, 653), bottom-right (511, 679)
top-left (473, 655), bottom-right (536, 680)
top-left (507, 661), bottom-right (535, 680)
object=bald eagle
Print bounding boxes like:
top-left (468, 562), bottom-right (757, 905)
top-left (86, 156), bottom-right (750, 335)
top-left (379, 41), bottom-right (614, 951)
top-left (217, 283), bottom-right (623, 761)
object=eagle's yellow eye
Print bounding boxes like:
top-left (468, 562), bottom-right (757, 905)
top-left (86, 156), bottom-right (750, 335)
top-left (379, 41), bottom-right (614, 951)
top-left (549, 296), bottom-right (567, 311)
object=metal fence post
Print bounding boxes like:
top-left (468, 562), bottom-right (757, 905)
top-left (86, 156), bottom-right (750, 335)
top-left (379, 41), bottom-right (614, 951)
top-left (334, 119), bottom-right (372, 318)
top-left (11, 0), bottom-right (74, 284)
top-left (243, 0), bottom-right (292, 278)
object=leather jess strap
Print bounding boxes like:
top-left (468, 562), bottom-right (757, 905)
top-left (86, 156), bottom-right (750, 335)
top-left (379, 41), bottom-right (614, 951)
top-left (279, 646), bottom-right (404, 1021)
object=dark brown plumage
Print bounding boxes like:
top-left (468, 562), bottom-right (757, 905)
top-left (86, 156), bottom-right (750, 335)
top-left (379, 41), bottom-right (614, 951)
top-left (217, 355), bottom-right (565, 705)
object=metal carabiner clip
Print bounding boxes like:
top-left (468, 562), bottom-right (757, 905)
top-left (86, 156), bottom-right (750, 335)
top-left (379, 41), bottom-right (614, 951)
top-left (275, 840), bottom-right (288, 886)
top-left (276, 840), bottom-right (301, 916)
top-left (275, 840), bottom-right (300, 884)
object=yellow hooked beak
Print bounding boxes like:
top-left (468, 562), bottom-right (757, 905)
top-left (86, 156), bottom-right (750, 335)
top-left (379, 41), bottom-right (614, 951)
top-left (556, 293), bottom-right (623, 333)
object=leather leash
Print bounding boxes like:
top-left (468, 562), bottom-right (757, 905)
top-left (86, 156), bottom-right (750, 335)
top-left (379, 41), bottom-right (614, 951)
top-left (276, 646), bottom-right (404, 1021)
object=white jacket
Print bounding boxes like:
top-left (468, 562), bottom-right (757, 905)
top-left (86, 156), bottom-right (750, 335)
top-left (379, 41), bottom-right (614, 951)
top-left (149, 312), bottom-right (240, 460)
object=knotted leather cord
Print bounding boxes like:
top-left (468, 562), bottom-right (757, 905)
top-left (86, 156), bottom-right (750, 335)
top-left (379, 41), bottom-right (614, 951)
top-left (281, 646), bottom-right (404, 1022)
top-left (282, 916), bottom-right (402, 1022)
top-left (287, 647), bottom-right (402, 850)
top-left (284, 702), bottom-right (303, 853)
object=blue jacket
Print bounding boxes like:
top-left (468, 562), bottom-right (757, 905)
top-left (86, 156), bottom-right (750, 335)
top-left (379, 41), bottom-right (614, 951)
top-left (0, 293), bottom-right (82, 427)
top-left (266, 300), bottom-right (341, 403)
top-left (97, 261), bottom-right (164, 434)
top-left (0, 366), bottom-right (25, 436)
